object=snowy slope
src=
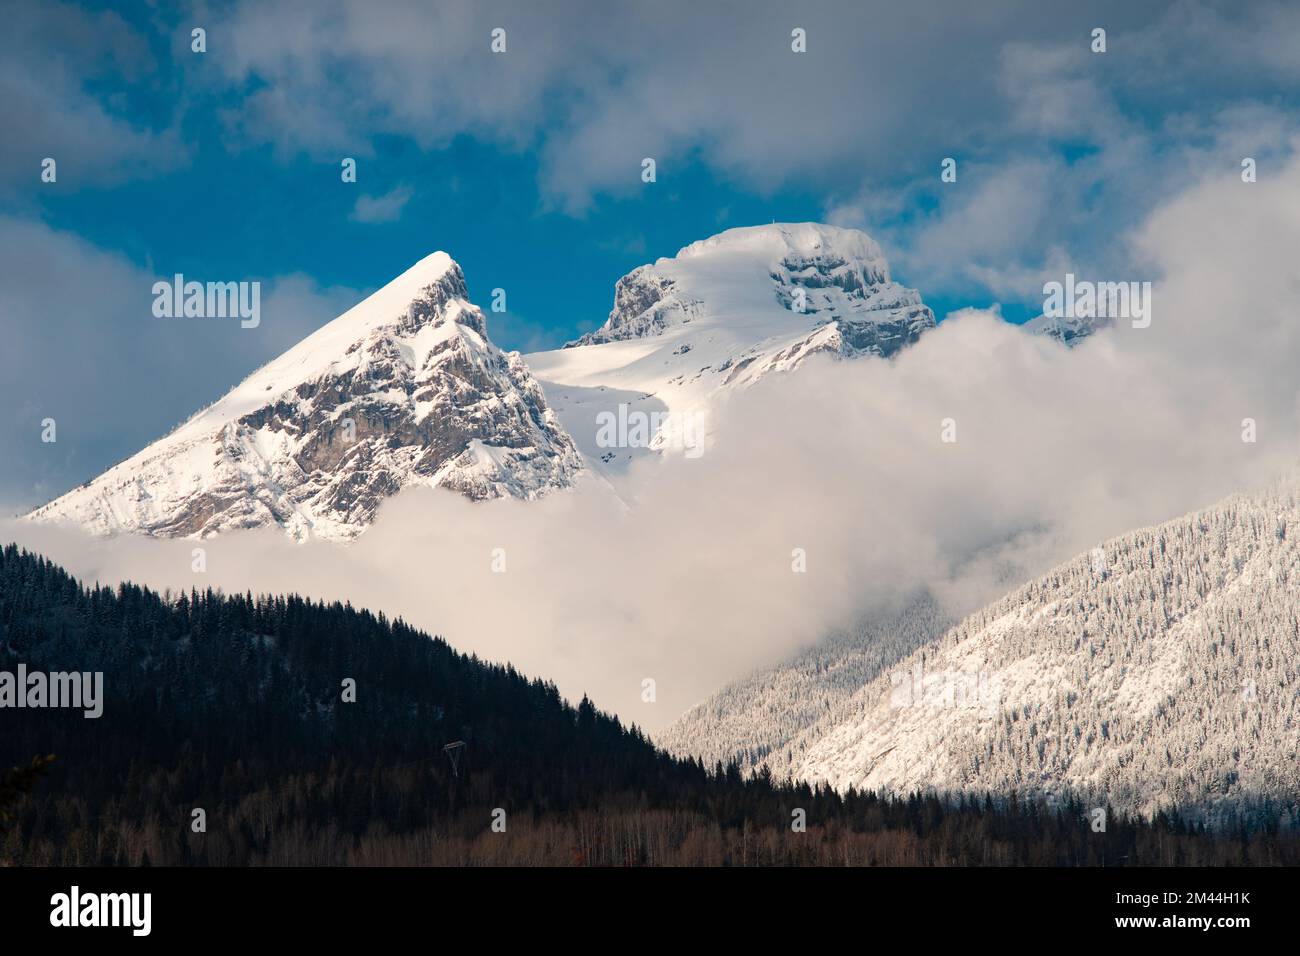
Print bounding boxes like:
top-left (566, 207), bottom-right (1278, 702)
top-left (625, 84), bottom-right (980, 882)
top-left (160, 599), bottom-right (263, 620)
top-left (656, 594), bottom-right (953, 775)
top-left (526, 223), bottom-right (934, 471)
top-left (28, 253), bottom-right (584, 541)
top-left (791, 484), bottom-right (1300, 825)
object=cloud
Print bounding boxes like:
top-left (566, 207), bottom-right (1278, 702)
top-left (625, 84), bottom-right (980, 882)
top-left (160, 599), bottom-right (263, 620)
top-left (177, 0), bottom-right (1300, 326)
top-left (201, 0), bottom-right (1219, 211)
top-left (9, 147), bottom-right (1300, 731)
top-left (349, 184), bottom-right (414, 224)
top-left (9, 0), bottom-right (1299, 326)
top-left (831, 100), bottom-right (1299, 312)
top-left (0, 1), bottom-right (184, 197)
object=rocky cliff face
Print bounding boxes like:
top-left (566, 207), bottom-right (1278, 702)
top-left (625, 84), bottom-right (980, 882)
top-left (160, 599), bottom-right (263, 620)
top-left (28, 253), bottom-right (584, 542)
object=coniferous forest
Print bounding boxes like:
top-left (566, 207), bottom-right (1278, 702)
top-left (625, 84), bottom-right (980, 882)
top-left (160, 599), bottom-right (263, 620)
top-left (2, 543), bottom-right (1297, 867)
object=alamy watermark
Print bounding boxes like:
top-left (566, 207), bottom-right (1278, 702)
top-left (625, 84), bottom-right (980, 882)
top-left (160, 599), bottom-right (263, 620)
top-left (152, 274), bottom-right (260, 328)
top-left (0, 664), bottom-right (102, 718)
top-left (1043, 273), bottom-right (1151, 329)
top-left (595, 403), bottom-right (706, 458)
top-left (889, 662), bottom-right (1002, 717)
top-left (50, 886), bottom-right (150, 936)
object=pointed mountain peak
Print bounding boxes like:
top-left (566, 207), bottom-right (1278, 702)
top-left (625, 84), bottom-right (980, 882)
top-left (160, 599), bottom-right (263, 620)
top-left (28, 252), bottom-right (582, 542)
top-left (303, 250), bottom-right (484, 348)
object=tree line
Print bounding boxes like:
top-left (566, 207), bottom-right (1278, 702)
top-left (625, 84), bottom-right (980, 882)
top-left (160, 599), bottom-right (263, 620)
top-left (2, 543), bottom-right (1296, 866)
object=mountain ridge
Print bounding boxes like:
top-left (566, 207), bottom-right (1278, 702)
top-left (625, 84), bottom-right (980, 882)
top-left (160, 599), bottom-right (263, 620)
top-left (29, 223), bottom-right (936, 536)
top-left (789, 481), bottom-right (1300, 826)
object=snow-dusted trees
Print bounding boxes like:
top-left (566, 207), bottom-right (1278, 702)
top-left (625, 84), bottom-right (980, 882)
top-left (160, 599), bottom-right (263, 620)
top-left (657, 594), bottom-right (952, 776)
top-left (793, 484), bottom-right (1300, 828)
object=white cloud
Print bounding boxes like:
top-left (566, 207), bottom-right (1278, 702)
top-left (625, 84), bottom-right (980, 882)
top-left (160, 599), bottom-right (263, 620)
top-left (183, 0), bottom-right (1300, 230)
top-left (0, 1), bottom-right (184, 196)
top-left (200, 1), bottom-right (1217, 212)
top-left (349, 184), bottom-right (414, 224)
top-left (831, 102), bottom-right (1300, 313)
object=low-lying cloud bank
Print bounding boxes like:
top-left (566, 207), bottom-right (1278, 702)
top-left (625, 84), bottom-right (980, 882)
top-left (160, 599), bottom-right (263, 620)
top-left (6, 152), bottom-right (1300, 731)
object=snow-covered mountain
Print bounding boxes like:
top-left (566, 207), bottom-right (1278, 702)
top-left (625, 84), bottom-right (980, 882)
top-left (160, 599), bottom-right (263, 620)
top-left (657, 594), bottom-right (952, 774)
top-left (526, 223), bottom-right (934, 471)
top-left (789, 484), bottom-right (1300, 826)
top-left (28, 223), bottom-right (930, 539)
top-left (28, 253), bottom-right (584, 542)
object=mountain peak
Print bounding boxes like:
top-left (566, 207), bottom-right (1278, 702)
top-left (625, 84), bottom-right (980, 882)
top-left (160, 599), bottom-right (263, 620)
top-left (390, 249), bottom-right (458, 292)
top-left (28, 251), bottom-right (583, 541)
top-left (326, 250), bottom-right (483, 341)
top-left (566, 221), bottom-right (929, 350)
top-left (528, 222), bottom-right (934, 476)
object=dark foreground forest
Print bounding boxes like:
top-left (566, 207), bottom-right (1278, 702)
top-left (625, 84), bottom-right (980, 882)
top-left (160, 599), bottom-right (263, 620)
top-left (2, 543), bottom-right (1297, 866)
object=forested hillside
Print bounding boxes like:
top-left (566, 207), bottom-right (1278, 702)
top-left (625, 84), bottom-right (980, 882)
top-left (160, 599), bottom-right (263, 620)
top-left (658, 595), bottom-right (952, 773)
top-left (2, 543), bottom-right (1296, 866)
top-left (795, 486), bottom-right (1300, 828)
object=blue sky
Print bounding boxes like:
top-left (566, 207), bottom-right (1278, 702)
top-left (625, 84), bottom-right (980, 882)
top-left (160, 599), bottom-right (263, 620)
top-left (4, 0), bottom-right (1300, 509)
